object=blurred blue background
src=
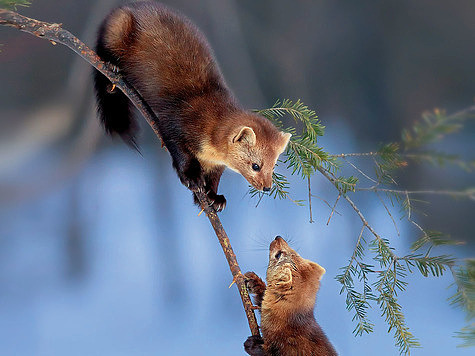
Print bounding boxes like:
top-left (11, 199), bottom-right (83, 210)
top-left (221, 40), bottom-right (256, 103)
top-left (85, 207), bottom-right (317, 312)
top-left (1, 0), bottom-right (474, 355)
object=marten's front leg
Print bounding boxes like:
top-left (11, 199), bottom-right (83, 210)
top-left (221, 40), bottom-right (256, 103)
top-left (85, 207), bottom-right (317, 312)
top-left (193, 166), bottom-right (226, 211)
top-left (166, 142), bottom-right (206, 192)
top-left (205, 166), bottom-right (226, 211)
top-left (244, 272), bottom-right (266, 308)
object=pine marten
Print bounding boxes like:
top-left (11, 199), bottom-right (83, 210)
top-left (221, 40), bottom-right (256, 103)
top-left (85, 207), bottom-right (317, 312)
top-left (93, 1), bottom-right (291, 211)
top-left (244, 236), bottom-right (337, 356)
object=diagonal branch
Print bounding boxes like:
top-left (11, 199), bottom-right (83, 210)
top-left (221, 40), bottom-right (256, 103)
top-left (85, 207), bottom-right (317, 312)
top-left (0, 8), bottom-right (260, 337)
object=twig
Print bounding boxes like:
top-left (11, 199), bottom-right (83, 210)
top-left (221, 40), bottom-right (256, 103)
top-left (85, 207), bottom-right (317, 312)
top-left (0, 8), bottom-right (260, 337)
top-left (375, 191), bottom-right (400, 236)
top-left (308, 176), bottom-right (314, 223)
top-left (331, 152), bottom-right (378, 158)
top-left (311, 194), bottom-right (342, 216)
top-left (341, 224), bottom-right (366, 282)
top-left (357, 187), bottom-right (475, 199)
top-left (326, 193), bottom-right (341, 225)
top-left (343, 157), bottom-right (378, 184)
top-left (404, 192), bottom-right (428, 238)
top-left (317, 166), bottom-right (397, 259)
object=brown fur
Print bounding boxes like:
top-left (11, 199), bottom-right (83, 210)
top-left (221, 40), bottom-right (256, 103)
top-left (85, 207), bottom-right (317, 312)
top-left (244, 237), bottom-right (337, 356)
top-left (94, 1), bottom-right (290, 210)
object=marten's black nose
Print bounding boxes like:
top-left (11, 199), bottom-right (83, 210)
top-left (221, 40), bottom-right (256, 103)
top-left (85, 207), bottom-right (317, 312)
top-left (263, 187), bottom-right (271, 192)
top-left (275, 236), bottom-right (283, 241)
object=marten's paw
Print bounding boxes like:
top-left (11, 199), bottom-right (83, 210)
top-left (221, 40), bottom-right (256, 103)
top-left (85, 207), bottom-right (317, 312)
top-left (180, 163), bottom-right (205, 193)
top-left (193, 191), bottom-right (226, 212)
top-left (244, 272), bottom-right (266, 297)
top-left (181, 175), bottom-right (205, 192)
top-left (244, 335), bottom-right (265, 356)
top-left (207, 191), bottom-right (226, 212)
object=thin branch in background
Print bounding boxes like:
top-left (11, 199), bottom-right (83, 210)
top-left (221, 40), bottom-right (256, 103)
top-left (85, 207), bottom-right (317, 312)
top-left (255, 191), bottom-right (264, 208)
top-left (343, 157), bottom-right (378, 184)
top-left (332, 152), bottom-right (378, 158)
top-left (375, 191), bottom-right (400, 236)
top-left (311, 194), bottom-right (342, 216)
top-left (308, 176), bottom-right (314, 223)
top-left (326, 193), bottom-right (341, 226)
top-left (0, 8), bottom-right (260, 337)
top-left (317, 166), bottom-right (397, 258)
top-left (404, 192), bottom-right (428, 238)
top-left (343, 224), bottom-right (366, 281)
top-left (356, 187), bottom-right (475, 200)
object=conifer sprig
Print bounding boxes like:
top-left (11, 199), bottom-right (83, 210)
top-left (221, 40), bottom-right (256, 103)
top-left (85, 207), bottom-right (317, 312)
top-left (253, 99), bottom-right (474, 354)
top-left (0, 0), bottom-right (30, 10)
top-left (450, 260), bottom-right (475, 347)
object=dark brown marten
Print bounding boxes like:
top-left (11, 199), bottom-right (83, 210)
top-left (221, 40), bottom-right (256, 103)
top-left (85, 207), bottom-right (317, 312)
top-left (244, 237), bottom-right (337, 356)
top-left (93, 1), bottom-right (290, 211)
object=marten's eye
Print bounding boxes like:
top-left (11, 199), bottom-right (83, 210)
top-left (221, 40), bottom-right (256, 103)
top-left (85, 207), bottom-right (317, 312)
top-left (252, 163), bottom-right (260, 172)
top-left (275, 251), bottom-right (282, 259)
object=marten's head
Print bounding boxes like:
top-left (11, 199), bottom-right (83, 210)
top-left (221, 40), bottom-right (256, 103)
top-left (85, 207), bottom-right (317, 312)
top-left (265, 236), bottom-right (326, 311)
top-left (227, 113), bottom-right (291, 191)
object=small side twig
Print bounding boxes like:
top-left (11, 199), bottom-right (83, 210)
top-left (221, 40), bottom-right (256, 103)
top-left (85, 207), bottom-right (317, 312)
top-left (375, 191), bottom-right (400, 236)
top-left (0, 8), bottom-right (260, 337)
top-left (308, 176), bottom-right (314, 223)
top-left (326, 193), bottom-right (341, 225)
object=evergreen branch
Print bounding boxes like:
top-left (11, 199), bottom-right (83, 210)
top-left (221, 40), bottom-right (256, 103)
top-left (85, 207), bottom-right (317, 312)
top-left (449, 260), bottom-right (475, 346)
top-left (0, 0), bottom-right (30, 10)
top-left (455, 323), bottom-right (475, 347)
top-left (405, 152), bottom-right (475, 172)
top-left (248, 172), bottom-right (304, 206)
top-left (339, 225), bottom-right (367, 285)
top-left (402, 107), bottom-right (475, 150)
top-left (256, 99), bottom-right (324, 140)
top-left (336, 226), bottom-right (375, 336)
top-left (0, 8), bottom-right (261, 337)
top-left (403, 254), bottom-right (455, 277)
top-left (317, 167), bottom-right (395, 259)
top-left (378, 291), bottom-right (420, 354)
top-left (411, 231), bottom-right (463, 252)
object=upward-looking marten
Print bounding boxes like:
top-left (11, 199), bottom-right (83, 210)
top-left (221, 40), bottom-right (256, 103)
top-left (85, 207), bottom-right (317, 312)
top-left (93, 1), bottom-right (291, 211)
top-left (244, 236), bottom-right (337, 356)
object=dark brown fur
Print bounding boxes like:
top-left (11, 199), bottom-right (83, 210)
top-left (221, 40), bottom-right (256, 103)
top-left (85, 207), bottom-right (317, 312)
top-left (244, 237), bottom-right (337, 356)
top-left (93, 1), bottom-right (290, 210)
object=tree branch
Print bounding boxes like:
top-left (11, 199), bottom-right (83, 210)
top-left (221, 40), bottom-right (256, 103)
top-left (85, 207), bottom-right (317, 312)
top-left (357, 187), bottom-right (475, 200)
top-left (0, 8), bottom-right (260, 337)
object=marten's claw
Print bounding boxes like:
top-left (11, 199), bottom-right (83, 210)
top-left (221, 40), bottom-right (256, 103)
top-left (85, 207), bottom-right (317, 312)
top-left (212, 195), bottom-right (226, 212)
top-left (206, 192), bottom-right (226, 212)
top-left (110, 64), bottom-right (120, 73)
top-left (180, 175), bottom-right (205, 193)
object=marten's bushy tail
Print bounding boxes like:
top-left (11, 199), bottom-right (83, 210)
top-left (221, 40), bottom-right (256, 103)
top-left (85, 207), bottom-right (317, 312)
top-left (93, 26), bottom-right (139, 150)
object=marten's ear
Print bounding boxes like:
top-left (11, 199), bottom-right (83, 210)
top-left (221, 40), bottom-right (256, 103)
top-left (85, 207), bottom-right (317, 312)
top-left (282, 132), bottom-right (291, 146)
top-left (310, 262), bottom-right (326, 281)
top-left (233, 126), bottom-right (256, 146)
top-left (277, 132), bottom-right (291, 155)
